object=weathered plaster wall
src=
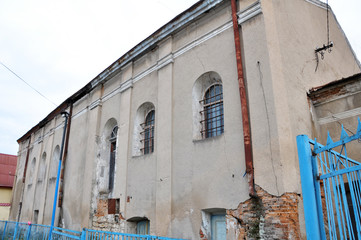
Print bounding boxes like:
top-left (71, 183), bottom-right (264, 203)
top-left (256, 0), bottom-right (360, 196)
top-left (10, 0), bottom-right (361, 239)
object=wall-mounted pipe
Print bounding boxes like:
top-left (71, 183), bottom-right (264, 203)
top-left (231, 0), bottom-right (255, 197)
top-left (58, 103), bottom-right (73, 208)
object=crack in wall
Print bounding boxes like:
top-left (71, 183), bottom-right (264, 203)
top-left (257, 61), bottom-right (280, 195)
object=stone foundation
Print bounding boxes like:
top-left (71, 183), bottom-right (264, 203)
top-left (226, 185), bottom-right (301, 240)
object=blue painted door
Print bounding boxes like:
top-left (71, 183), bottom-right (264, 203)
top-left (211, 214), bottom-right (226, 240)
top-left (137, 220), bottom-right (149, 235)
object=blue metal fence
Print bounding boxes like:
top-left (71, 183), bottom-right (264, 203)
top-left (297, 118), bottom-right (361, 240)
top-left (0, 221), bottom-right (186, 240)
top-left (84, 229), bottom-right (186, 240)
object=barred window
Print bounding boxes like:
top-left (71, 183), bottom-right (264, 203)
top-left (200, 84), bottom-right (224, 138)
top-left (140, 110), bottom-right (155, 154)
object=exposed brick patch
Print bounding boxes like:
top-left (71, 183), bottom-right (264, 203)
top-left (227, 185), bottom-right (301, 240)
top-left (95, 198), bottom-right (108, 217)
top-left (199, 228), bottom-right (208, 240)
top-left (92, 198), bottom-right (125, 232)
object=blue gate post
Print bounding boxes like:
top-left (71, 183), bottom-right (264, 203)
top-left (2, 221), bottom-right (7, 240)
top-left (80, 228), bottom-right (86, 240)
top-left (296, 135), bottom-right (323, 239)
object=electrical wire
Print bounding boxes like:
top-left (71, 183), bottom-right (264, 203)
top-left (0, 60), bottom-right (58, 107)
top-left (327, 0), bottom-right (330, 46)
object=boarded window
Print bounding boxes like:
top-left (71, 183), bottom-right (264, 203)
top-left (108, 198), bottom-right (119, 215)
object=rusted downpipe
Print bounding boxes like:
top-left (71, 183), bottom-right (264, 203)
top-left (58, 103), bottom-right (73, 207)
top-left (231, 0), bottom-right (255, 197)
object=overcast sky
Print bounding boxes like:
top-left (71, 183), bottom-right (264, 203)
top-left (0, 0), bottom-right (360, 155)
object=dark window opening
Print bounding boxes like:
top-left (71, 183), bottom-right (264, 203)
top-left (345, 181), bottom-right (360, 239)
top-left (33, 210), bottom-right (39, 224)
top-left (109, 126), bottom-right (118, 192)
top-left (200, 84), bottom-right (224, 138)
top-left (140, 110), bottom-right (155, 155)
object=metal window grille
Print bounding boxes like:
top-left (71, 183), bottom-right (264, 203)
top-left (200, 84), bottom-right (224, 138)
top-left (140, 110), bottom-right (155, 154)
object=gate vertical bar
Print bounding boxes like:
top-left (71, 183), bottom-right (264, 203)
top-left (296, 135), bottom-right (322, 239)
top-left (26, 223), bottom-right (31, 240)
top-left (12, 222), bottom-right (18, 240)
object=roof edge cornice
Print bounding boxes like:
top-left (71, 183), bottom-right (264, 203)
top-left (90, 0), bottom-right (224, 88)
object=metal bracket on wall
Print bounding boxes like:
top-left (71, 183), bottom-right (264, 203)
top-left (315, 42), bottom-right (333, 72)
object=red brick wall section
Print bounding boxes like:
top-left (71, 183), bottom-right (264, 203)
top-left (92, 198), bottom-right (125, 232)
top-left (226, 185), bottom-right (301, 240)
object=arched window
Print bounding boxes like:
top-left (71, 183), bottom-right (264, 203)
top-left (38, 152), bottom-right (47, 182)
top-left (201, 84), bottom-right (224, 138)
top-left (192, 71), bottom-right (224, 140)
top-left (141, 110), bottom-right (155, 155)
top-left (109, 126), bottom-right (118, 192)
top-left (27, 157), bottom-right (36, 186)
top-left (132, 102), bottom-right (155, 156)
top-left (50, 146), bottom-right (60, 181)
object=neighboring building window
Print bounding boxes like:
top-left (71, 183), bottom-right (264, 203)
top-left (137, 220), bottom-right (150, 235)
top-left (200, 84), bottom-right (224, 138)
top-left (140, 110), bottom-right (155, 155)
top-left (109, 126), bottom-right (118, 192)
top-left (211, 214), bottom-right (226, 240)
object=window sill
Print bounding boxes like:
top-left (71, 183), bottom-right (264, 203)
top-left (192, 132), bottom-right (224, 143)
top-left (131, 151), bottom-right (155, 159)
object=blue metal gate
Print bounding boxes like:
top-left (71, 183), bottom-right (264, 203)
top-left (297, 119), bottom-right (361, 239)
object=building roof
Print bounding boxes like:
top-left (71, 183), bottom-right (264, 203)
top-left (0, 153), bottom-right (17, 188)
top-left (17, 0), bottom-right (330, 143)
top-left (17, 0), bottom-right (224, 143)
top-left (308, 73), bottom-right (361, 104)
